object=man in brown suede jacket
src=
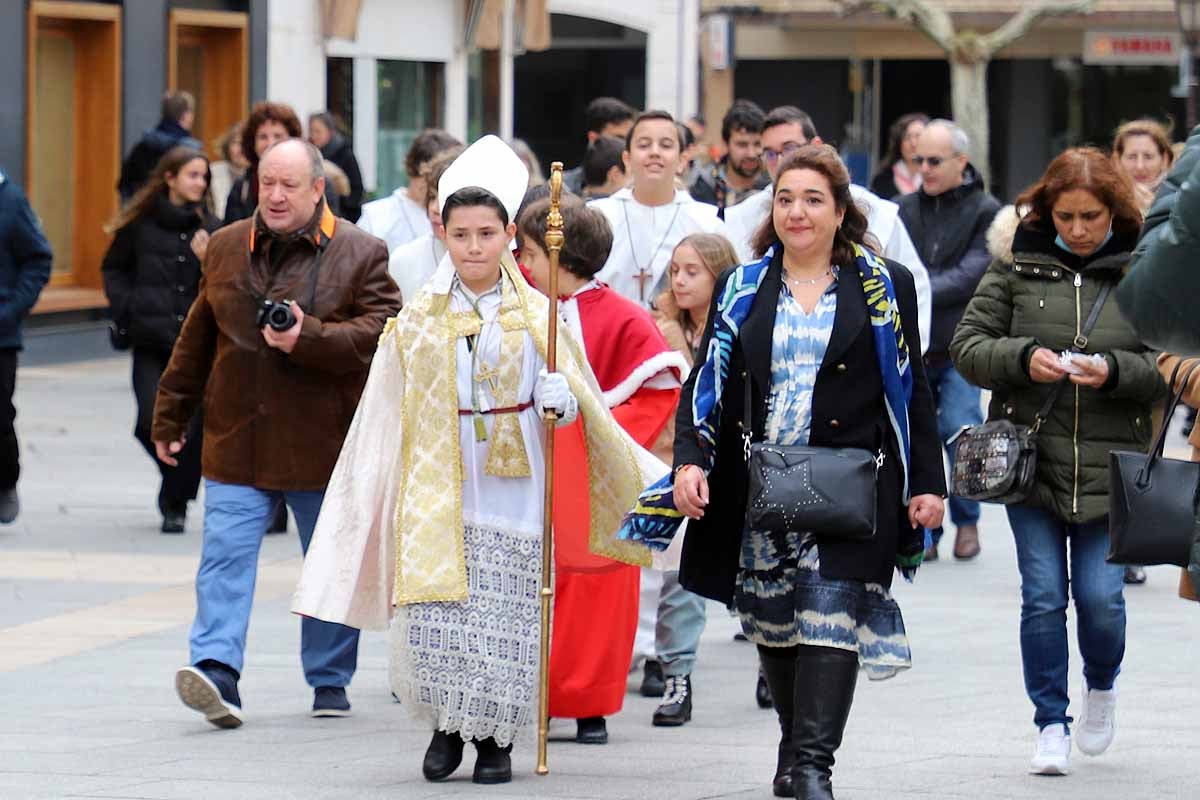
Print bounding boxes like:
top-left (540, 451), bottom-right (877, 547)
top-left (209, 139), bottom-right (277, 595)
top-left (153, 138), bottom-right (401, 729)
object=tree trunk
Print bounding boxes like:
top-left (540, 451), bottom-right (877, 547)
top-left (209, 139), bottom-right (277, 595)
top-left (950, 57), bottom-right (991, 188)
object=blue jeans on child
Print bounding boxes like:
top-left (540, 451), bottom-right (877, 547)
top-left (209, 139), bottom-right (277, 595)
top-left (189, 479), bottom-right (360, 688)
top-left (1006, 504), bottom-right (1126, 730)
top-left (926, 361), bottom-right (983, 544)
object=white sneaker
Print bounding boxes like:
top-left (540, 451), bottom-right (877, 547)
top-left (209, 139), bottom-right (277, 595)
top-left (1076, 686), bottom-right (1117, 756)
top-left (1030, 723), bottom-right (1071, 775)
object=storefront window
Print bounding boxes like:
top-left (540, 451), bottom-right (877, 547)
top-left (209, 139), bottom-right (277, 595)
top-left (1052, 59), bottom-right (1183, 150)
top-left (377, 59), bottom-right (444, 194)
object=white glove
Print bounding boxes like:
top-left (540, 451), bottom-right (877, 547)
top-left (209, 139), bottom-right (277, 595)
top-left (534, 368), bottom-right (578, 426)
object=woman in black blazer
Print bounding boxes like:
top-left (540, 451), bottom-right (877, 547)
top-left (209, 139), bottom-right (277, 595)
top-left (671, 145), bottom-right (945, 800)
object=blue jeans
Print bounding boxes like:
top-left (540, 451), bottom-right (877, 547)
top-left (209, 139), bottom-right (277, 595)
top-left (189, 480), bottom-right (360, 688)
top-left (1006, 505), bottom-right (1126, 731)
top-left (927, 362), bottom-right (983, 542)
top-left (656, 570), bottom-right (708, 677)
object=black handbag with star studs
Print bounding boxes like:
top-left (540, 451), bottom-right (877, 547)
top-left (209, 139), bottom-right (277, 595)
top-left (742, 379), bottom-right (879, 539)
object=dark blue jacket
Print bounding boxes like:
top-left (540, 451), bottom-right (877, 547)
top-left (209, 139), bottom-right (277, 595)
top-left (118, 121), bottom-right (202, 201)
top-left (0, 170), bottom-right (52, 349)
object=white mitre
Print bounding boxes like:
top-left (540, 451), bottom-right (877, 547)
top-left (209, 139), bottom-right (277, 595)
top-left (437, 134), bottom-right (529, 222)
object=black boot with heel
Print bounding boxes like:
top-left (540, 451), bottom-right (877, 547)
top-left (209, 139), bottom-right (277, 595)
top-left (758, 645), bottom-right (799, 798)
top-left (791, 645), bottom-right (859, 800)
top-left (472, 737), bottom-right (513, 784)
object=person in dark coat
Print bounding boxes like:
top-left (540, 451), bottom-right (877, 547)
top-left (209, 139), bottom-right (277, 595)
top-left (869, 112), bottom-right (928, 200)
top-left (0, 166), bottom-right (53, 523)
top-left (670, 144), bottom-right (945, 800)
top-left (898, 119), bottom-right (1001, 562)
top-left (308, 112), bottom-right (364, 222)
top-left (118, 91), bottom-right (202, 202)
top-left (103, 146), bottom-right (219, 533)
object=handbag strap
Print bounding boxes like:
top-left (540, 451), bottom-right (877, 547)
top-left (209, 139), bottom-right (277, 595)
top-left (1032, 281), bottom-right (1112, 432)
top-left (1140, 359), bottom-right (1200, 486)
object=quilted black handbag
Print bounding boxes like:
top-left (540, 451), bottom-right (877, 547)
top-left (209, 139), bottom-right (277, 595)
top-left (742, 376), bottom-right (880, 539)
top-left (1108, 358), bottom-right (1200, 568)
top-left (949, 283), bottom-right (1111, 504)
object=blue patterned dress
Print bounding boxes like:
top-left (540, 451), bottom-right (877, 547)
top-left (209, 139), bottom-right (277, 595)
top-left (734, 273), bottom-right (912, 680)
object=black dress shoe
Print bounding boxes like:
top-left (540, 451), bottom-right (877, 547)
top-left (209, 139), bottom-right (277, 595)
top-left (756, 669), bottom-right (774, 709)
top-left (575, 716), bottom-right (608, 744)
top-left (422, 730), bottom-right (465, 781)
top-left (311, 686), bottom-right (351, 717)
top-left (161, 511), bottom-right (186, 534)
top-left (652, 675), bottom-right (692, 726)
top-left (472, 737), bottom-right (512, 784)
top-left (640, 659), bottom-right (665, 697)
top-left (0, 487), bottom-right (19, 524)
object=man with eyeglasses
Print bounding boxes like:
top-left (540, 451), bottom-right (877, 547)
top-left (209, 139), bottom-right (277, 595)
top-left (724, 105), bottom-right (932, 355)
top-left (897, 118), bottom-right (1000, 563)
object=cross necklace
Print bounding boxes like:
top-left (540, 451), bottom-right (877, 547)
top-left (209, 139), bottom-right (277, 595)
top-left (622, 200), bottom-right (684, 303)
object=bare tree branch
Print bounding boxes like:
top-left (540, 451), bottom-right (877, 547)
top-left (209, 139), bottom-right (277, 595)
top-left (981, 0), bottom-right (1096, 54)
top-left (834, 0), bottom-right (957, 52)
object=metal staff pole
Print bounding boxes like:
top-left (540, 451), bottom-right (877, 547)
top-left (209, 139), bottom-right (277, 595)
top-left (536, 161), bottom-right (565, 776)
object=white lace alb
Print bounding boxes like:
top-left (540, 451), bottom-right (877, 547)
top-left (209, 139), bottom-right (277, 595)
top-left (390, 522), bottom-right (542, 748)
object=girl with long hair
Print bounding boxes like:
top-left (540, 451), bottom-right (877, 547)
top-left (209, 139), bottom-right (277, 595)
top-left (102, 145), bottom-right (219, 533)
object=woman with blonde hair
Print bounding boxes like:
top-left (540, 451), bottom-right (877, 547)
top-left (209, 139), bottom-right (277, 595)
top-left (1112, 118), bottom-right (1174, 214)
top-left (653, 233), bottom-right (740, 365)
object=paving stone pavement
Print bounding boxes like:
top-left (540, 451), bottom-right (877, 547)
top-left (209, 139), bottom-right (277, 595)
top-left (0, 357), bottom-right (1196, 800)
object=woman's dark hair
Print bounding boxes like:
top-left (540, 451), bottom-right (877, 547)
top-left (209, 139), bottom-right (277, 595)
top-left (1016, 147), bottom-right (1143, 240)
top-left (308, 111), bottom-right (345, 137)
top-left (516, 197), bottom-right (614, 279)
top-left (241, 102), bottom-right (303, 166)
top-left (442, 186), bottom-right (509, 227)
top-left (749, 144), bottom-right (876, 266)
top-left (107, 146), bottom-right (210, 233)
top-left (882, 112), bottom-right (930, 166)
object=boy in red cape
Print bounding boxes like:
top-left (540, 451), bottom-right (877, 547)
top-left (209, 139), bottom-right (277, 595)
top-left (517, 198), bottom-right (687, 744)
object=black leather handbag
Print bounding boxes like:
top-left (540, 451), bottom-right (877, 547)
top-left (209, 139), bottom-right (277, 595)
top-left (742, 377), bottom-right (880, 539)
top-left (949, 283), bottom-right (1111, 504)
top-left (1108, 358), bottom-right (1200, 568)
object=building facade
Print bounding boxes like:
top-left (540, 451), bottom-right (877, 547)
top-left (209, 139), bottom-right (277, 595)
top-left (702, 0), bottom-right (1185, 200)
top-left (0, 0), bottom-right (267, 318)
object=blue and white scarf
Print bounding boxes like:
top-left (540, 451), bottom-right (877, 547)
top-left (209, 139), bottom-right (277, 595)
top-left (618, 243), bottom-right (928, 578)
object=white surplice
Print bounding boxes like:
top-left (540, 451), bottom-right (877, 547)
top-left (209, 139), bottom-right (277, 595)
top-left (388, 232), bottom-right (446, 311)
top-left (357, 188), bottom-right (432, 252)
top-left (589, 187), bottom-right (726, 308)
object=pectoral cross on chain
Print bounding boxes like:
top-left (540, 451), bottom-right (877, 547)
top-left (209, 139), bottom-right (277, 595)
top-left (634, 266), bottom-right (655, 304)
top-left (475, 361), bottom-right (501, 395)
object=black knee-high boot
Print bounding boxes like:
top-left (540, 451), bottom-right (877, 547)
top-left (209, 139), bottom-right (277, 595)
top-left (758, 645), bottom-right (799, 798)
top-left (791, 645), bottom-right (859, 800)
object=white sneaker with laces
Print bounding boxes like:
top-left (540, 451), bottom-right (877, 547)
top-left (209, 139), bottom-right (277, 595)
top-left (1076, 686), bottom-right (1117, 756)
top-left (1030, 723), bottom-right (1071, 775)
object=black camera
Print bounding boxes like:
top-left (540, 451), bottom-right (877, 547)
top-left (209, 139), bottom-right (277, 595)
top-left (256, 299), bottom-right (297, 332)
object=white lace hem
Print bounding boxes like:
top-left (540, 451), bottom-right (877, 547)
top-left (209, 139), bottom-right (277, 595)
top-left (389, 521), bottom-right (542, 748)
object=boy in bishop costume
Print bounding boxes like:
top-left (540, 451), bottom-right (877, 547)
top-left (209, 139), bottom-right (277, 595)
top-left (517, 198), bottom-right (688, 745)
top-left (292, 136), bottom-right (665, 785)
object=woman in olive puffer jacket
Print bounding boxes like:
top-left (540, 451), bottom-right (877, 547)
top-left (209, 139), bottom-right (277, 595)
top-left (950, 147), bottom-right (1164, 777)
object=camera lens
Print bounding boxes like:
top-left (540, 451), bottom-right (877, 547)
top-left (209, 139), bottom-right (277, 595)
top-left (267, 304), bottom-right (295, 330)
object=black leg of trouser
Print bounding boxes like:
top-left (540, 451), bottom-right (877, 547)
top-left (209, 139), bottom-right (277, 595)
top-left (792, 645), bottom-right (859, 800)
top-left (0, 349), bottom-right (19, 489)
top-left (132, 348), bottom-right (203, 513)
top-left (758, 644), bottom-right (799, 796)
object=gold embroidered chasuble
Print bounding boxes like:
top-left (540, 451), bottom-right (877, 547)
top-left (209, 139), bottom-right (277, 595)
top-left (292, 254), bottom-right (665, 629)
